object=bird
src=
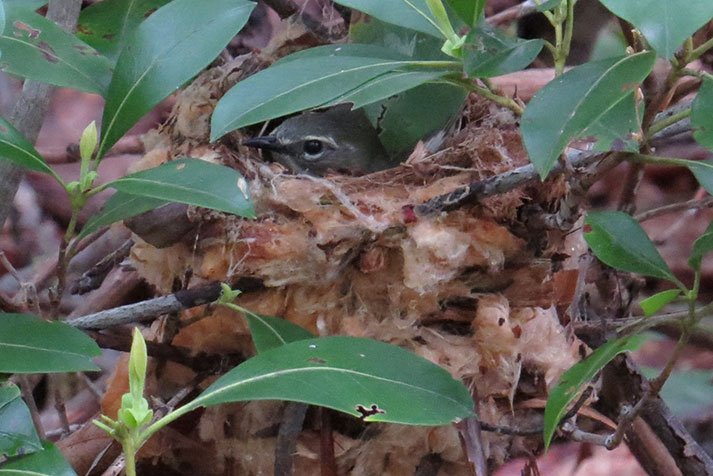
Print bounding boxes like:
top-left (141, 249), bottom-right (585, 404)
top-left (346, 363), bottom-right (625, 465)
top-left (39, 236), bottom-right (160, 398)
top-left (243, 105), bottom-right (392, 176)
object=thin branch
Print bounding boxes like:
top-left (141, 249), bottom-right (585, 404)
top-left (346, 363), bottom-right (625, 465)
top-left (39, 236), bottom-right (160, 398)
top-left (66, 282), bottom-right (222, 330)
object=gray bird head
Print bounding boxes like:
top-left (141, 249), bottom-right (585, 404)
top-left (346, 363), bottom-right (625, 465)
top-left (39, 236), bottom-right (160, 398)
top-left (243, 105), bottom-right (391, 176)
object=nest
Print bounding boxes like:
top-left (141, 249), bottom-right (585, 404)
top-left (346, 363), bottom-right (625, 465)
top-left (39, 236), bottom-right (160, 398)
top-left (109, 53), bottom-right (589, 474)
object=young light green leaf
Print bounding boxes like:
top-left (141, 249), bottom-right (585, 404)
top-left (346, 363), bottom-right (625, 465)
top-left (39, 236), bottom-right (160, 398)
top-left (692, 76), bottom-right (713, 150)
top-left (241, 309), bottom-right (315, 353)
top-left (544, 335), bottom-right (647, 448)
top-left (98, 0), bottom-right (255, 158)
top-left (105, 158), bottom-right (255, 218)
top-left (333, 0), bottom-right (442, 38)
top-left (80, 191), bottom-right (167, 239)
top-left (576, 92), bottom-right (641, 152)
top-left (463, 26), bottom-right (543, 78)
top-left (0, 383), bottom-right (42, 459)
top-left (446, 0), bottom-right (485, 26)
top-left (77, 0), bottom-right (171, 62)
top-left (0, 5), bottom-right (112, 95)
top-left (189, 336), bottom-right (474, 426)
top-left (522, 52), bottom-right (655, 178)
top-left (0, 116), bottom-right (62, 182)
top-left (584, 211), bottom-right (677, 282)
top-left (0, 314), bottom-right (100, 373)
top-left (210, 47), bottom-right (458, 140)
top-left (599, 0), bottom-right (713, 58)
top-left (0, 441), bottom-right (77, 476)
top-left (640, 289), bottom-right (681, 316)
top-left (689, 221), bottom-right (713, 270)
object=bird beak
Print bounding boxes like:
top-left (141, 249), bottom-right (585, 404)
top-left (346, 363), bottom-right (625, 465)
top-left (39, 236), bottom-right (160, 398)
top-left (243, 136), bottom-right (283, 152)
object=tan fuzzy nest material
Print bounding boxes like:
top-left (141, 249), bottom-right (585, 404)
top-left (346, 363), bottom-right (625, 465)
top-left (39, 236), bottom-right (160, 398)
top-left (121, 57), bottom-right (588, 474)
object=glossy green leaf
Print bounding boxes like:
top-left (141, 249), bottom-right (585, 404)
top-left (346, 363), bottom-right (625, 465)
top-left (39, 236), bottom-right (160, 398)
top-left (0, 5), bottom-right (112, 95)
top-left (692, 76), bottom-right (713, 150)
top-left (446, 0), bottom-right (485, 26)
top-left (77, 0), bottom-right (171, 62)
top-left (689, 221), bottom-right (713, 270)
top-left (521, 52), bottom-right (655, 178)
top-left (640, 289), bottom-right (681, 316)
top-left (577, 92), bottom-right (641, 152)
top-left (544, 335), bottom-right (646, 448)
top-left (241, 310), bottom-right (315, 354)
top-left (599, 0), bottom-right (713, 58)
top-left (105, 158), bottom-right (255, 218)
top-left (584, 211), bottom-right (676, 282)
top-left (0, 441), bottom-right (76, 476)
top-left (333, 0), bottom-right (442, 38)
top-left (0, 383), bottom-right (42, 459)
top-left (79, 191), bottom-right (167, 238)
top-left (463, 25), bottom-right (543, 77)
top-left (0, 117), bottom-right (61, 182)
top-left (0, 314), bottom-right (100, 373)
top-left (211, 45), bottom-right (458, 140)
top-left (536, 0), bottom-right (562, 12)
top-left (98, 0), bottom-right (255, 158)
top-left (190, 336), bottom-right (474, 425)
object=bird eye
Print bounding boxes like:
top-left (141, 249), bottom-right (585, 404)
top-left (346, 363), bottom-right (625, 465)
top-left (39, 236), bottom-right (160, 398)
top-left (303, 140), bottom-right (323, 156)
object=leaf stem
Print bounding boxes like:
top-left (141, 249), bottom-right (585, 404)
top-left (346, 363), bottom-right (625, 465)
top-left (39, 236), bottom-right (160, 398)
top-left (689, 36), bottom-right (713, 62)
top-left (646, 107), bottom-right (691, 138)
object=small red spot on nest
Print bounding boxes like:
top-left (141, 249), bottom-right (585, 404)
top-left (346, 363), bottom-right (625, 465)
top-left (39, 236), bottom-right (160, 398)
top-left (583, 224), bottom-right (592, 233)
top-left (401, 205), bottom-right (417, 224)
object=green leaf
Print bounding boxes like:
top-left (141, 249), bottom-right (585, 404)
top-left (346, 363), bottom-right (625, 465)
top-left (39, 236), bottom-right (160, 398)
top-left (98, 0), bottom-right (255, 158)
top-left (584, 211), bottom-right (677, 282)
top-left (363, 81), bottom-right (465, 157)
top-left (3, 1), bottom-right (48, 10)
top-left (686, 160), bottom-right (713, 197)
top-left (105, 158), bottom-right (255, 218)
top-left (543, 335), bottom-right (647, 448)
top-left (241, 310), bottom-right (315, 353)
top-left (0, 117), bottom-right (61, 182)
top-left (333, 0), bottom-right (442, 38)
top-left (521, 52), bottom-right (655, 178)
top-left (350, 19), bottom-right (466, 158)
top-left (599, 0), bottom-right (713, 58)
top-left (641, 368), bottom-right (713, 418)
top-left (689, 221), bottom-right (713, 270)
top-left (77, 0), bottom-right (171, 62)
top-left (0, 441), bottom-right (76, 476)
top-left (0, 383), bottom-right (42, 459)
top-left (211, 45), bottom-right (457, 140)
top-left (0, 314), bottom-right (100, 373)
top-left (446, 0), bottom-right (485, 26)
top-left (190, 336), bottom-right (474, 426)
top-left (640, 289), bottom-right (681, 316)
top-left (0, 5), bottom-right (112, 95)
top-left (536, 0), bottom-right (562, 12)
top-left (577, 92), bottom-right (641, 152)
top-left (79, 191), bottom-right (167, 239)
top-left (463, 25), bottom-right (543, 78)
top-left (692, 76), bottom-right (713, 150)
